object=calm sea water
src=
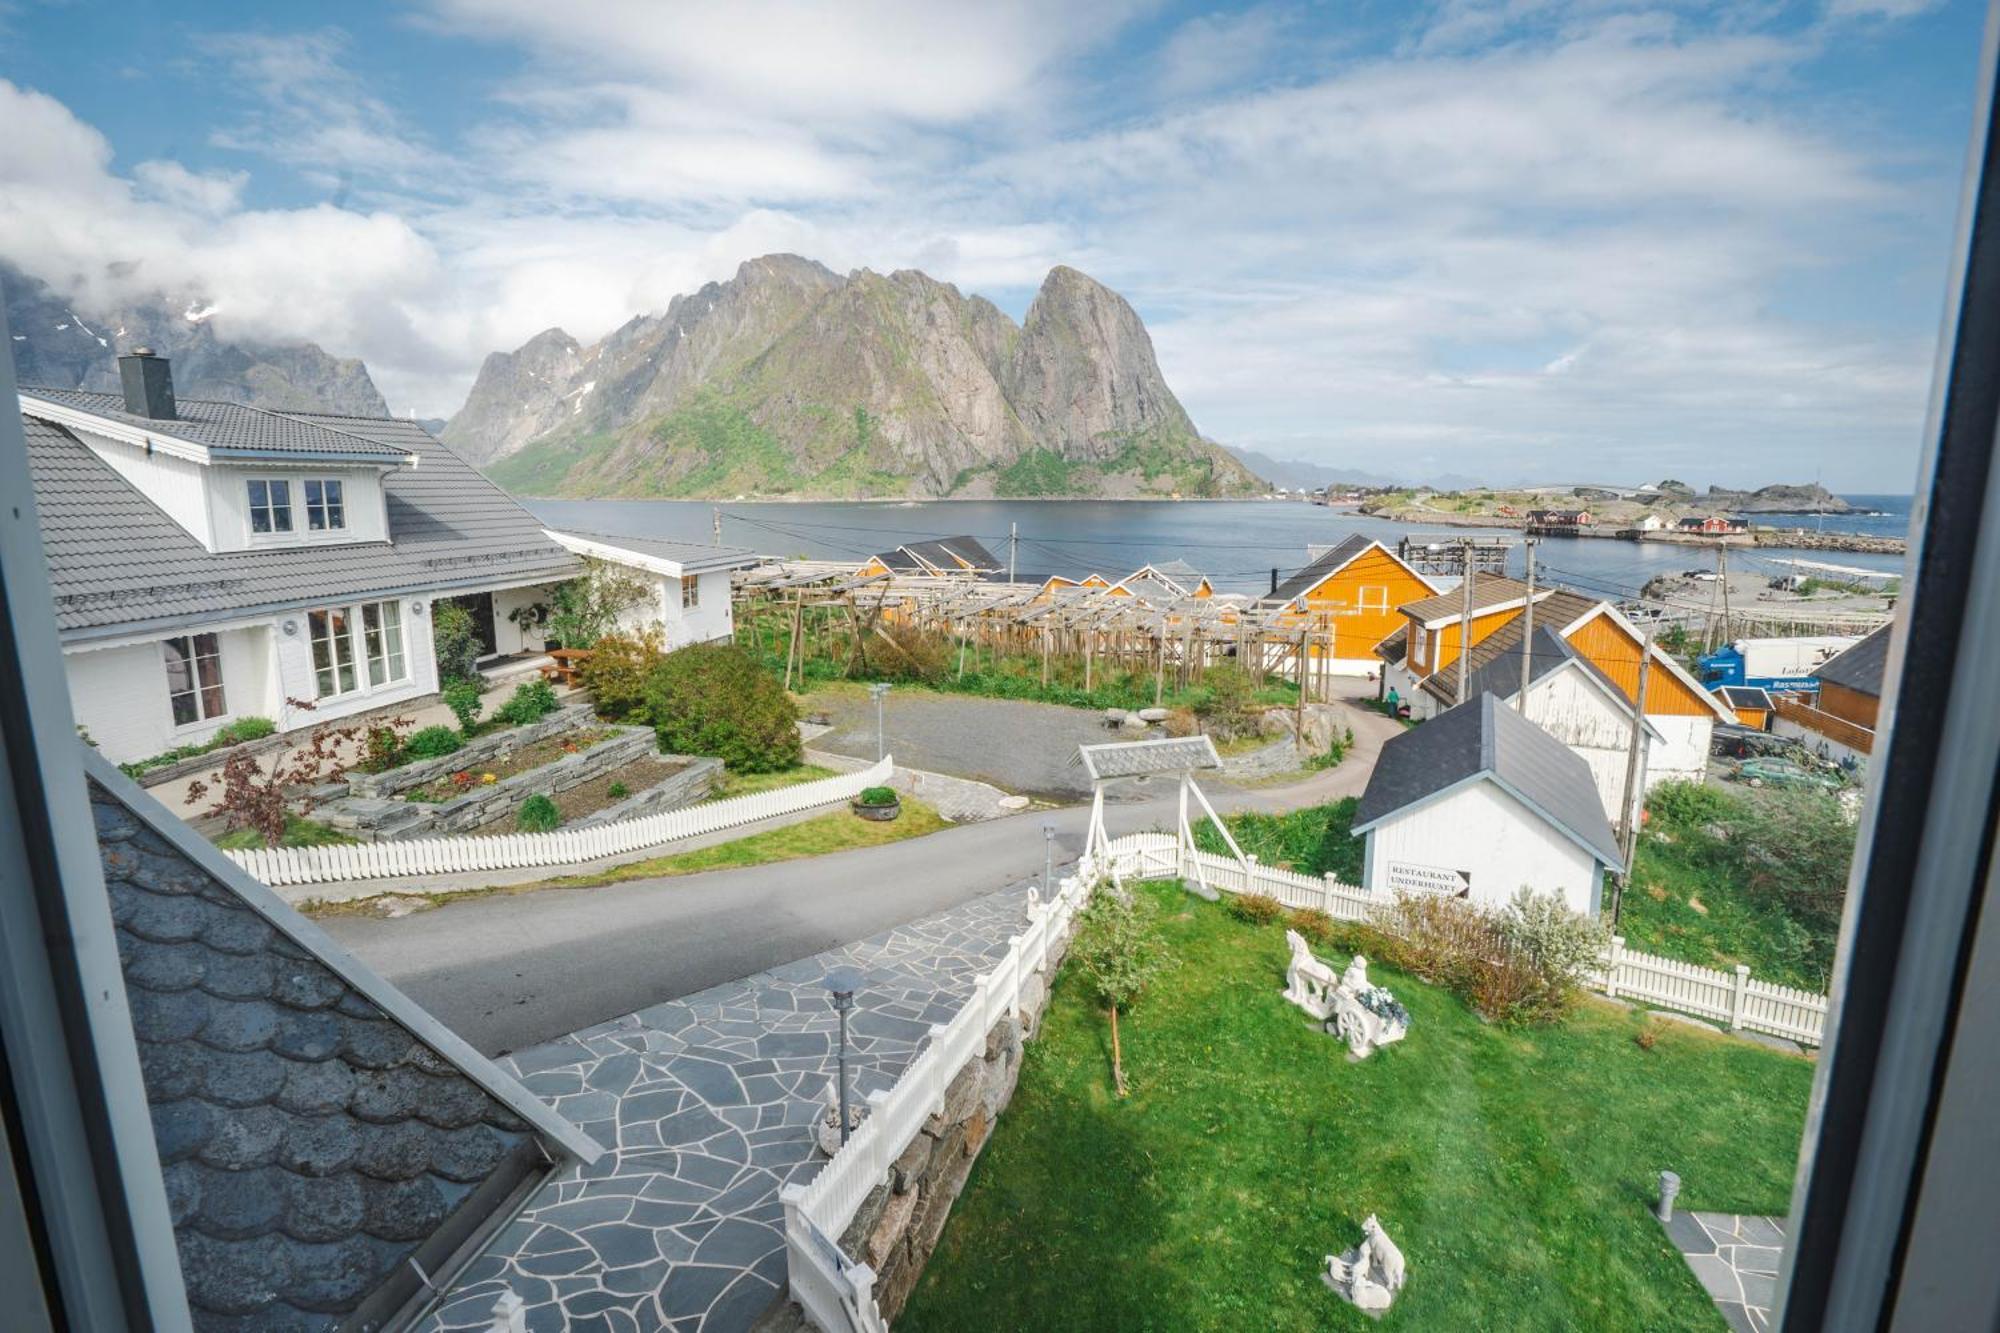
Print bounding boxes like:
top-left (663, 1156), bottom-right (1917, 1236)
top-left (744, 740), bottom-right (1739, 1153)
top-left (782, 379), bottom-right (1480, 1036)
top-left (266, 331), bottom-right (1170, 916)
top-left (526, 496), bottom-right (1913, 599)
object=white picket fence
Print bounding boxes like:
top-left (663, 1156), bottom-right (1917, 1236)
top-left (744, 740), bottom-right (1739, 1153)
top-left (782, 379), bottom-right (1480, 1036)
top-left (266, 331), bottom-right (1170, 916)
top-left (223, 756), bottom-right (895, 887)
top-left (780, 832), bottom-right (1830, 1331)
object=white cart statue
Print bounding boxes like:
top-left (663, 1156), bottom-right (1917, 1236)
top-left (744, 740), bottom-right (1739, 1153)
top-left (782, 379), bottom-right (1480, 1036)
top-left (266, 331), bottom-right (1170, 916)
top-left (1283, 930), bottom-right (1409, 1059)
top-left (1324, 1213), bottom-right (1408, 1315)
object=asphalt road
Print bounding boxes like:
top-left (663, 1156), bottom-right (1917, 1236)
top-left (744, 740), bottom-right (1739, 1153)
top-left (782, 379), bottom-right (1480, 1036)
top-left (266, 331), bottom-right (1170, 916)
top-left (324, 697), bottom-right (1401, 1057)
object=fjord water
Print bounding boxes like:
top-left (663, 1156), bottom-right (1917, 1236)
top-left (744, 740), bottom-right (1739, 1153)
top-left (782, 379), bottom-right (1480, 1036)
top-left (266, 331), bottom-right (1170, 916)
top-left (526, 497), bottom-right (1911, 599)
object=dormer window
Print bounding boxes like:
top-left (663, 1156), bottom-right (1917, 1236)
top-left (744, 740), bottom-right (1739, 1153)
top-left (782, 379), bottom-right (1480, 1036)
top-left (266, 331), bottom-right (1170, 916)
top-left (248, 479), bottom-right (293, 534)
top-left (305, 479), bottom-right (346, 531)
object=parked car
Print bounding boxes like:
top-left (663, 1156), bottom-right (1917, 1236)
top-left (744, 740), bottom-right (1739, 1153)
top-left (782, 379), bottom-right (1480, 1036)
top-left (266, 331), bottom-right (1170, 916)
top-left (1730, 757), bottom-right (1846, 791)
top-left (1711, 723), bottom-right (1804, 761)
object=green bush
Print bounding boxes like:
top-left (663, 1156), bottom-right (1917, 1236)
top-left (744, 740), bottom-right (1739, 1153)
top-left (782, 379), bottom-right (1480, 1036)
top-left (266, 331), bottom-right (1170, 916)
top-left (442, 678), bottom-right (485, 734)
top-left (606, 781), bottom-right (629, 800)
top-left (1225, 892), bottom-right (1285, 925)
top-left (361, 725), bottom-right (403, 773)
top-left (404, 725), bottom-right (464, 760)
top-left (858, 786), bottom-right (898, 806)
top-left (493, 679), bottom-right (559, 726)
top-left (1195, 799), bottom-right (1363, 883)
top-left (1284, 906), bottom-right (1336, 946)
top-left (579, 631), bottom-right (666, 722)
top-left (432, 599), bottom-right (484, 683)
top-left (1646, 779), bottom-right (1734, 830)
top-left (517, 794), bottom-right (560, 832)
top-left (644, 643), bottom-right (803, 773)
top-left (213, 716), bottom-right (277, 746)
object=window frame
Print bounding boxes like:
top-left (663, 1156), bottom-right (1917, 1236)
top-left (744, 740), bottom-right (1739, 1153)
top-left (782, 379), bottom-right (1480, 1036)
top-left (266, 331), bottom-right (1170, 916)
top-left (302, 478), bottom-right (347, 533)
top-left (311, 599), bottom-right (410, 700)
top-left (160, 632), bottom-right (227, 729)
top-left (245, 477), bottom-right (294, 536)
top-left (680, 573), bottom-right (700, 610)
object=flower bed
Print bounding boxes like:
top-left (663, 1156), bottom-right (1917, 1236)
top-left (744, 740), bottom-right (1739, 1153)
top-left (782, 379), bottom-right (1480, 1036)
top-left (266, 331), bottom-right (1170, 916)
top-left (403, 729), bottom-right (613, 802)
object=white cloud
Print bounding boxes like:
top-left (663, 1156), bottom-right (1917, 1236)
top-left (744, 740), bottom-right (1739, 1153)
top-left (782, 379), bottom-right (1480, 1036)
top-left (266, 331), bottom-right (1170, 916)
top-left (1826, 0), bottom-right (1944, 18)
top-left (1155, 6), bottom-right (1291, 99)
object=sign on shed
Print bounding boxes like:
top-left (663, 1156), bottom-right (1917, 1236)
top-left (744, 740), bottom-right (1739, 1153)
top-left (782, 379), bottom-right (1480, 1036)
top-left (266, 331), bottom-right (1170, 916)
top-left (1385, 861), bottom-right (1472, 897)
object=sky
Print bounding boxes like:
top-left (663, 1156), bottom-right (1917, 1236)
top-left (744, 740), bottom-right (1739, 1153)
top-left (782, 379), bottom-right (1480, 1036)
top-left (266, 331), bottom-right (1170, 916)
top-left (0, 0), bottom-right (1985, 490)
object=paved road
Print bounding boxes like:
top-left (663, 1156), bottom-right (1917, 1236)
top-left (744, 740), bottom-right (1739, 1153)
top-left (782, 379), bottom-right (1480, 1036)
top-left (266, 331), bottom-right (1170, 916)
top-left (326, 695), bottom-right (1401, 1056)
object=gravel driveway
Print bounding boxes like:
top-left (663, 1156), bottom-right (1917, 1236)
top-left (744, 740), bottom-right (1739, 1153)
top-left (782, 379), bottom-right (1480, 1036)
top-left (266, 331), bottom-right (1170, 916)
top-left (804, 689), bottom-right (1119, 800)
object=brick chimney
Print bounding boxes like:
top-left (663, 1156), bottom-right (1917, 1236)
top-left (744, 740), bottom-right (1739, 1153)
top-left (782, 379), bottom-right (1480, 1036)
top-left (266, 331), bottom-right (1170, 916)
top-left (117, 347), bottom-right (176, 420)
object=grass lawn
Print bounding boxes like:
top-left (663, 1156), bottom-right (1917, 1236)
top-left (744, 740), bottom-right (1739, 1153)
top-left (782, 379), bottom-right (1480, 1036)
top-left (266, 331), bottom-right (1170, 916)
top-left (524, 796), bottom-right (950, 889)
top-left (710, 763), bottom-right (839, 800)
top-left (1617, 829), bottom-right (1826, 990)
top-left (900, 881), bottom-right (1812, 1332)
top-left (1195, 799), bottom-right (1365, 885)
top-left (213, 815), bottom-right (355, 851)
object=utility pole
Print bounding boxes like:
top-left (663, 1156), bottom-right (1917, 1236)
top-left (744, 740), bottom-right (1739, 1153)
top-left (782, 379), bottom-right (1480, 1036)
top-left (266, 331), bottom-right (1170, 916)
top-left (1717, 544), bottom-right (1732, 646)
top-left (1009, 521), bottom-right (1018, 584)
top-left (1517, 538), bottom-right (1537, 717)
top-left (712, 506), bottom-right (722, 545)
top-left (1610, 626), bottom-right (1655, 928)
top-left (1455, 541), bottom-right (1477, 706)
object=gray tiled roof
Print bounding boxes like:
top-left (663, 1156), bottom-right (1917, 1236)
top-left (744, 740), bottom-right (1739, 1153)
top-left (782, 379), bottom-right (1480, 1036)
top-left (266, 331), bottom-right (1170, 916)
top-left (1419, 590), bottom-right (1601, 704)
top-left (554, 529), bottom-right (764, 573)
top-left (88, 769), bottom-right (579, 1331)
top-left (26, 411), bottom-right (583, 640)
top-left (1268, 534), bottom-right (1372, 605)
top-left (1813, 624), bottom-right (1892, 698)
top-left (26, 387), bottom-right (412, 461)
top-left (1071, 735), bottom-right (1222, 780)
top-left (1354, 693), bottom-right (1625, 869)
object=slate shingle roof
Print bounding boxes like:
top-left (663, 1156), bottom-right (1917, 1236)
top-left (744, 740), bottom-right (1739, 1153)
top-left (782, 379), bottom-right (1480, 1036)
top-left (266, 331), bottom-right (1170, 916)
top-left (25, 410), bottom-right (582, 640)
top-left (1814, 624), bottom-right (1892, 699)
top-left (1354, 693), bottom-right (1625, 869)
top-left (88, 765), bottom-right (589, 1331)
top-left (26, 387), bottom-right (413, 461)
top-left (1267, 534), bottom-right (1372, 605)
top-left (1071, 735), bottom-right (1222, 780)
top-left (869, 535), bottom-right (1002, 575)
top-left (1418, 589), bottom-right (1601, 705)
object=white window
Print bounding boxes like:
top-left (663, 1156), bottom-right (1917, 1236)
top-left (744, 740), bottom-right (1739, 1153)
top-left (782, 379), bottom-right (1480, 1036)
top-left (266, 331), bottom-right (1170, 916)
top-left (304, 479), bottom-right (346, 531)
top-left (311, 600), bottom-right (408, 698)
top-left (162, 633), bottom-right (226, 727)
top-left (681, 574), bottom-right (700, 610)
top-left (362, 601), bottom-right (406, 686)
top-left (1359, 585), bottom-right (1389, 611)
top-left (247, 479), bottom-right (293, 534)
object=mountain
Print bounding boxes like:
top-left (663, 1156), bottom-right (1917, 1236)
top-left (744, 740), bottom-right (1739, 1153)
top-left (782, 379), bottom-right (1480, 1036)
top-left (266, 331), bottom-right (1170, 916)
top-left (1224, 446), bottom-right (1403, 491)
top-left (3, 263), bottom-right (388, 415)
top-left (459, 255), bottom-right (1261, 499)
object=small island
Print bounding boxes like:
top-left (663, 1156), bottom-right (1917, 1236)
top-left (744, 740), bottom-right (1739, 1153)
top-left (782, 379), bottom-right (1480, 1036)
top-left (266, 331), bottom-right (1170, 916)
top-left (1352, 480), bottom-right (1902, 555)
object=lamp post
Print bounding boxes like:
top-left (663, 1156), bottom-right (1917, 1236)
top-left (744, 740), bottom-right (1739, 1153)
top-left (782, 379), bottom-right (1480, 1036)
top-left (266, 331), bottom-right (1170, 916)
top-left (868, 682), bottom-right (891, 761)
top-left (823, 964), bottom-right (864, 1146)
top-left (1043, 822), bottom-right (1057, 893)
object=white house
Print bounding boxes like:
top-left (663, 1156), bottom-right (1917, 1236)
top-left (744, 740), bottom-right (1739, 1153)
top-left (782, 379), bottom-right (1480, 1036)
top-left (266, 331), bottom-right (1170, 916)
top-left (543, 530), bottom-right (760, 648)
top-left (23, 350), bottom-right (762, 765)
top-left (1352, 694), bottom-right (1627, 917)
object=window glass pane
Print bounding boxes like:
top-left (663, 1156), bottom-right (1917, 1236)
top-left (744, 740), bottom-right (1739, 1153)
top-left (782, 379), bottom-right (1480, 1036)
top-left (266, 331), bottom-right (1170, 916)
top-left (270, 480), bottom-right (292, 532)
top-left (325, 479), bottom-right (344, 529)
top-left (363, 602), bottom-right (385, 685)
top-left (248, 480), bottom-right (271, 533)
top-left (193, 633), bottom-right (226, 718)
top-left (331, 607), bottom-right (356, 692)
top-left (309, 610), bottom-right (336, 696)
top-left (162, 636), bottom-right (198, 725)
top-left (305, 479), bottom-right (326, 530)
top-left (382, 602), bottom-right (405, 681)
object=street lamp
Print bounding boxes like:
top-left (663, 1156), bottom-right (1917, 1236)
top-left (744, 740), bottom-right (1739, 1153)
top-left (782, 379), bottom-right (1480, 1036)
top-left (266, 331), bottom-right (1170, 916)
top-left (867, 682), bottom-right (891, 761)
top-left (1043, 822), bottom-right (1057, 893)
top-left (823, 964), bottom-right (864, 1146)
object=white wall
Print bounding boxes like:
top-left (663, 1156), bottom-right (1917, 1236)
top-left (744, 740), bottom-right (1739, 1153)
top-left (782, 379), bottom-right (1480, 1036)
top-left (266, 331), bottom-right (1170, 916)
top-left (66, 626), bottom-right (273, 763)
top-left (491, 584), bottom-right (556, 656)
top-left (1363, 779), bottom-right (1605, 916)
top-left (207, 464), bottom-right (388, 552)
top-left (1520, 670), bottom-right (1648, 821)
top-left (1647, 716), bottom-right (1712, 785)
top-left (75, 431), bottom-right (212, 546)
top-left (665, 569), bottom-right (735, 646)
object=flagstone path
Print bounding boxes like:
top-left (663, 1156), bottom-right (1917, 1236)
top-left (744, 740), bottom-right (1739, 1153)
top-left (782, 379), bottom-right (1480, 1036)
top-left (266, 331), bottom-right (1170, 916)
top-left (1663, 1209), bottom-right (1786, 1333)
top-left (415, 882), bottom-right (1038, 1333)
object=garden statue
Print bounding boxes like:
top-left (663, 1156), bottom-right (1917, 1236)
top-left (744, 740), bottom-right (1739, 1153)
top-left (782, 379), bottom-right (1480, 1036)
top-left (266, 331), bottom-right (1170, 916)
top-left (1325, 1214), bottom-right (1407, 1315)
top-left (813, 1076), bottom-right (865, 1156)
top-left (1282, 932), bottom-right (1409, 1060)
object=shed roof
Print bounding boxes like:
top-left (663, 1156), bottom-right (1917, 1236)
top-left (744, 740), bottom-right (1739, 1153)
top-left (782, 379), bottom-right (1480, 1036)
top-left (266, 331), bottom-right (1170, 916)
top-left (24, 387), bottom-right (414, 462)
top-left (83, 753), bottom-right (597, 1331)
top-left (1071, 735), bottom-right (1222, 781)
top-left (1397, 573), bottom-right (1539, 626)
top-left (1354, 693), bottom-right (1625, 870)
top-left (25, 412), bottom-right (581, 640)
top-left (548, 529), bottom-right (763, 575)
top-left (1813, 624), bottom-right (1892, 698)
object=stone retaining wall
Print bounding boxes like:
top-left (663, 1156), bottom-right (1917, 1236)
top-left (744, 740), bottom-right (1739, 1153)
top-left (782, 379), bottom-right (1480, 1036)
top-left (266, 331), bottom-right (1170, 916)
top-left (343, 702), bottom-right (599, 800)
top-left (828, 931), bottom-right (1068, 1323)
top-left (1219, 715), bottom-right (1302, 780)
top-left (572, 755), bottom-right (723, 827)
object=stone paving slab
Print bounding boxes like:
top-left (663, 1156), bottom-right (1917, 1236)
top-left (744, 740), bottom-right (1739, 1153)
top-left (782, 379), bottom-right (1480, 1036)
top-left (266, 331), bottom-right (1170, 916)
top-left (415, 882), bottom-right (1039, 1333)
top-left (1664, 1209), bottom-right (1786, 1333)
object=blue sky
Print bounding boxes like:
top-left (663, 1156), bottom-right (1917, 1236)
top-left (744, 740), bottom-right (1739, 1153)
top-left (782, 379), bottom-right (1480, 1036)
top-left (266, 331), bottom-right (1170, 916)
top-left (0, 0), bottom-right (1985, 489)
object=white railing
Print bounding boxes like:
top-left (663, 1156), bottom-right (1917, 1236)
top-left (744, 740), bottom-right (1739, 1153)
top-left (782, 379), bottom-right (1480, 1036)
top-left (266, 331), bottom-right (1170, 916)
top-left (781, 832), bottom-right (1829, 1330)
top-left (224, 756), bottom-right (895, 887)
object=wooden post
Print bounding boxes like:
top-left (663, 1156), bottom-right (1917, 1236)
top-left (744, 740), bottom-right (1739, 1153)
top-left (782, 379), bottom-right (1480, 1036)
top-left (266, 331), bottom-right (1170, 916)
top-left (784, 590), bottom-right (803, 692)
top-left (1605, 935), bottom-right (1624, 998)
top-left (1517, 538), bottom-right (1536, 716)
top-left (1154, 618), bottom-right (1167, 706)
top-left (1610, 627), bottom-right (1654, 928)
top-left (1455, 546), bottom-right (1476, 706)
top-left (1041, 626), bottom-right (1051, 686)
top-left (1084, 627), bottom-right (1094, 692)
top-left (1730, 964), bottom-right (1751, 1031)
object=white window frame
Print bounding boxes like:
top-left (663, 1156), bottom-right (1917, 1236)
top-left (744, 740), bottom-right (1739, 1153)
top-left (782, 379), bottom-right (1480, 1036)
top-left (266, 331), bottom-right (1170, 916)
top-left (303, 478), bottom-right (347, 533)
top-left (309, 598), bottom-right (410, 700)
top-left (681, 574), bottom-right (701, 610)
top-left (246, 478), bottom-right (294, 536)
top-left (1359, 585), bottom-right (1389, 612)
top-left (161, 632), bottom-right (227, 729)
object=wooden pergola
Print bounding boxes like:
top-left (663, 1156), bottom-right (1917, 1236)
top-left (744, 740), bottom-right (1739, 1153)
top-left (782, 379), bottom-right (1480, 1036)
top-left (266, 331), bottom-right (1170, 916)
top-left (1069, 735), bottom-right (1246, 897)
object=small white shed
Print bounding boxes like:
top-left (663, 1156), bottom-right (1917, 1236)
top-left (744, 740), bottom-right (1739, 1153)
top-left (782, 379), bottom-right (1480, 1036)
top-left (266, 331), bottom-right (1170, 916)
top-left (1352, 693), bottom-right (1626, 917)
